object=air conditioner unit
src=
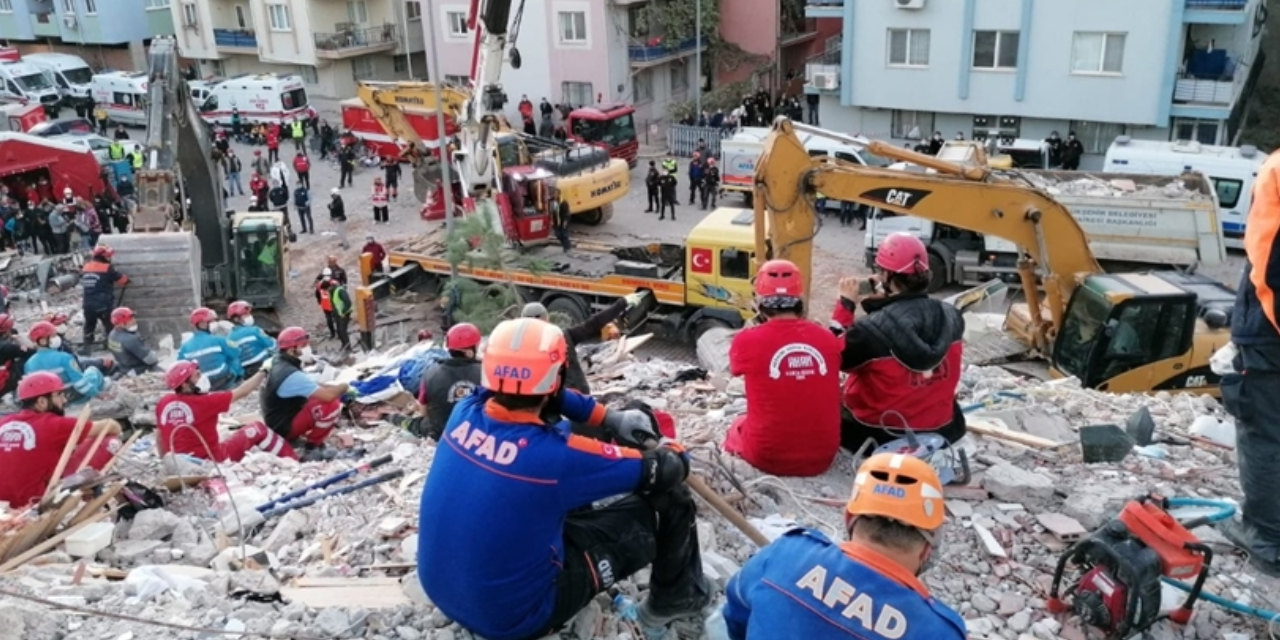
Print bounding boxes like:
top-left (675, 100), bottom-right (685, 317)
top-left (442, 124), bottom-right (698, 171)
top-left (895, 0), bottom-right (926, 9)
top-left (62, 14), bottom-right (77, 28)
top-left (811, 71), bottom-right (839, 91)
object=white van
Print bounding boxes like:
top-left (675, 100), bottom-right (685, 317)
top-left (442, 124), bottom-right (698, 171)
top-left (0, 60), bottom-right (61, 113)
top-left (22, 53), bottom-right (93, 108)
top-left (90, 71), bottom-right (149, 127)
top-left (188, 79), bottom-right (216, 105)
top-left (197, 73), bottom-right (315, 126)
top-left (1103, 136), bottom-right (1265, 249)
top-left (719, 125), bottom-right (891, 205)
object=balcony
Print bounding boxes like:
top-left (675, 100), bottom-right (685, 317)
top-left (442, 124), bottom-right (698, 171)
top-left (1184, 0), bottom-right (1254, 24)
top-left (1173, 45), bottom-right (1255, 108)
top-left (628, 36), bottom-right (706, 68)
top-left (780, 17), bottom-right (819, 49)
top-left (29, 12), bottom-right (59, 37)
top-left (805, 0), bottom-right (843, 18)
top-left (214, 28), bottom-right (258, 53)
top-left (804, 48), bottom-right (841, 92)
top-left (313, 25), bottom-right (399, 59)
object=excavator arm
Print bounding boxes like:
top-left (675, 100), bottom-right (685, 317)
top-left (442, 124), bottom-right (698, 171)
top-left (753, 118), bottom-right (1103, 351)
top-left (355, 80), bottom-right (475, 200)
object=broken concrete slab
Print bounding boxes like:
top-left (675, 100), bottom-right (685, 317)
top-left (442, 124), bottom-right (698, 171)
top-left (972, 408), bottom-right (1077, 444)
top-left (1062, 484), bottom-right (1134, 530)
top-left (982, 462), bottom-right (1056, 505)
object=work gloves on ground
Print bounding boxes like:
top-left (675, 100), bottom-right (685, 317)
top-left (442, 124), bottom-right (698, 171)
top-left (602, 408), bottom-right (661, 448)
top-left (640, 440), bottom-right (690, 495)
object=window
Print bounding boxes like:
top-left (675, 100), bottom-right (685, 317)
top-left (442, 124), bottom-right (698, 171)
top-left (971, 115), bottom-right (1021, 142)
top-left (280, 87), bottom-right (307, 110)
top-left (1071, 32), bottom-right (1126, 74)
top-left (347, 1), bottom-right (367, 24)
top-left (181, 2), bottom-right (197, 26)
top-left (1093, 300), bottom-right (1193, 382)
top-left (0, 0), bottom-right (15, 11)
top-left (394, 56), bottom-right (408, 73)
top-left (558, 11), bottom-right (587, 44)
top-left (890, 110), bottom-right (935, 139)
top-left (1070, 120), bottom-right (1127, 154)
top-left (267, 3), bottom-right (291, 31)
top-left (1173, 118), bottom-right (1221, 146)
top-left (406, 1), bottom-right (421, 20)
top-left (352, 57), bottom-right (375, 80)
top-left (561, 81), bottom-right (592, 107)
top-left (1213, 178), bottom-right (1243, 208)
top-left (297, 65), bottom-right (319, 85)
top-left (628, 6), bottom-right (647, 38)
top-left (887, 28), bottom-right (930, 67)
top-left (445, 74), bottom-right (470, 86)
top-left (670, 67), bottom-right (688, 94)
top-left (61, 0), bottom-right (73, 12)
top-left (446, 11), bottom-right (467, 37)
top-left (112, 92), bottom-right (134, 107)
top-left (973, 31), bottom-right (1018, 70)
top-left (209, 59), bottom-right (224, 76)
top-left (633, 69), bottom-right (652, 103)
top-left (234, 4), bottom-right (248, 29)
top-left (84, 0), bottom-right (96, 13)
top-left (145, 0), bottom-right (171, 8)
top-left (720, 248), bottom-right (752, 280)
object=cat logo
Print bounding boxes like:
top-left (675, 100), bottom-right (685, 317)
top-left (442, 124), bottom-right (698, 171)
top-left (590, 181), bottom-right (623, 199)
top-left (1185, 375), bottom-right (1207, 388)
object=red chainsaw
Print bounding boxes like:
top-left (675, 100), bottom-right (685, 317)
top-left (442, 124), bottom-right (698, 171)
top-left (1047, 495), bottom-right (1214, 640)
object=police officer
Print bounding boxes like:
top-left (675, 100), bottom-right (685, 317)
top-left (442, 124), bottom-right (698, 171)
top-left (661, 156), bottom-right (678, 175)
top-left (395, 323), bottom-right (482, 440)
top-left (644, 160), bottom-right (660, 213)
top-left (659, 171), bottom-right (678, 221)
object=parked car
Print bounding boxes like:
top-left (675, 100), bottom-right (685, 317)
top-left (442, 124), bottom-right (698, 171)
top-left (27, 118), bottom-right (94, 137)
top-left (48, 132), bottom-right (114, 164)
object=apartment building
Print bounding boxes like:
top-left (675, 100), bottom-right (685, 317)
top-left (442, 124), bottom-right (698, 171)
top-left (0, 0), bottom-right (173, 69)
top-left (173, 0), bottom-right (427, 98)
top-left (804, 0), bottom-right (1267, 166)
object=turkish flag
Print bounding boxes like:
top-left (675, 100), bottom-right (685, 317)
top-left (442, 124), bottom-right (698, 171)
top-left (690, 248), bottom-right (713, 274)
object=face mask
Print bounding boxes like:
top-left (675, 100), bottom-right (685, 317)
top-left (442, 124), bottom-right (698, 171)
top-left (242, 316), bottom-right (255, 326)
top-left (195, 375), bottom-right (211, 393)
top-left (50, 336), bottom-right (62, 349)
top-left (126, 324), bottom-right (138, 333)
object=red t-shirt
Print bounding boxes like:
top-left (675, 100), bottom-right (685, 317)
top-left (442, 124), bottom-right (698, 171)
top-left (156, 391), bottom-right (233, 458)
top-left (0, 410), bottom-right (85, 507)
top-left (726, 318), bottom-right (844, 476)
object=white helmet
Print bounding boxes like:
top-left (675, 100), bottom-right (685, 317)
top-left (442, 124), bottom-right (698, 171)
top-left (322, 268), bottom-right (332, 277)
top-left (331, 187), bottom-right (340, 195)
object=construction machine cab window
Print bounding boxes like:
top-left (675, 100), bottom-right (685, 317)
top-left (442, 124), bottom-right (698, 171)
top-left (497, 136), bottom-right (522, 169)
top-left (281, 88), bottom-right (307, 111)
top-left (235, 222), bottom-right (284, 296)
top-left (572, 113), bottom-right (635, 147)
top-left (720, 248), bottom-right (751, 280)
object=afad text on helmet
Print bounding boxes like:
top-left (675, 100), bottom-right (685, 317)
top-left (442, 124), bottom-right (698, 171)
top-left (449, 420), bottom-right (520, 466)
top-left (491, 365), bottom-right (534, 381)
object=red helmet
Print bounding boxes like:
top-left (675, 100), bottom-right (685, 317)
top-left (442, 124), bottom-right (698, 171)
top-left (45, 312), bottom-right (69, 326)
top-left (875, 233), bottom-right (929, 275)
top-left (227, 300), bottom-right (253, 319)
top-left (28, 321), bottom-right (57, 342)
top-left (17, 371), bottom-right (64, 401)
top-left (189, 307), bottom-right (217, 328)
top-left (0, 314), bottom-right (13, 334)
top-left (754, 259), bottom-right (804, 307)
top-left (278, 326), bottom-right (309, 350)
top-left (111, 307), bottom-right (135, 327)
top-left (446, 323), bottom-right (482, 351)
top-left (165, 361), bottom-right (201, 390)
top-left (92, 244), bottom-right (114, 259)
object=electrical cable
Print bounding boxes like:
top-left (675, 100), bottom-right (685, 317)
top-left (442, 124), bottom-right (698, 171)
top-left (165, 421), bottom-right (249, 564)
top-left (1165, 496), bottom-right (1236, 524)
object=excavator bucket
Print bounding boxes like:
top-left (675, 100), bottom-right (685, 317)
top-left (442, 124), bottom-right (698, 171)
top-left (104, 232), bottom-right (202, 343)
top-left (413, 157), bottom-right (442, 203)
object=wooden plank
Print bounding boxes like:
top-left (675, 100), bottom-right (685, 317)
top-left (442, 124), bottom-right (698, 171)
top-left (0, 507), bottom-right (116, 572)
top-left (68, 484), bottom-right (124, 528)
top-left (295, 576), bottom-right (402, 588)
top-left (967, 417), bottom-right (1064, 449)
top-left (280, 583), bottom-right (410, 609)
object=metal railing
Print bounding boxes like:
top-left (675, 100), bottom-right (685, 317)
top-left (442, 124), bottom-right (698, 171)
top-left (313, 25), bottom-right (399, 52)
top-left (1174, 75), bottom-right (1240, 105)
top-left (628, 37), bottom-right (704, 63)
top-left (213, 29), bottom-right (258, 48)
top-left (1186, 0), bottom-right (1248, 8)
top-left (666, 124), bottom-right (736, 158)
top-left (806, 0), bottom-right (844, 5)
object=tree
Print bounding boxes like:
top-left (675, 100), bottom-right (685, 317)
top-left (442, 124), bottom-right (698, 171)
top-left (441, 213), bottom-right (553, 334)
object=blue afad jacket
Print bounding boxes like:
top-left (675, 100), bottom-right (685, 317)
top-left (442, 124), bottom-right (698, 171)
top-left (228, 325), bottom-right (276, 367)
top-left (723, 528), bottom-right (967, 640)
top-left (24, 348), bottom-right (105, 401)
top-left (417, 389), bottom-right (642, 640)
top-left (178, 331), bottom-right (245, 381)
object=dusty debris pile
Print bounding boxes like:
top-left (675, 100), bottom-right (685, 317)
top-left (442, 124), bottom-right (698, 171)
top-left (0, 348), bottom-right (1275, 640)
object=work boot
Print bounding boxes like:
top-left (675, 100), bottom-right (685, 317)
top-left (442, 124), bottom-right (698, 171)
top-left (636, 575), bottom-right (713, 629)
top-left (1217, 518), bottom-right (1280, 578)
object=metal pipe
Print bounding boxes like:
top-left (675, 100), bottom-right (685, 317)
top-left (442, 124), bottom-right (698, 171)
top-left (253, 454), bottom-right (393, 513)
top-left (425, 0), bottom-right (459, 278)
top-left (695, 0), bottom-right (702, 117)
top-left (258, 469), bottom-right (406, 521)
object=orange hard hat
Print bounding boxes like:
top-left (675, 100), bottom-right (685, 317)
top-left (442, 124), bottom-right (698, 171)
top-left (845, 453), bottom-right (946, 534)
top-left (481, 318), bottom-right (566, 395)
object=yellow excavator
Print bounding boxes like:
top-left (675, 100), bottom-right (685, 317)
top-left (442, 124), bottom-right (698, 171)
top-left (355, 81), bottom-right (630, 225)
top-left (753, 118), bottom-right (1236, 395)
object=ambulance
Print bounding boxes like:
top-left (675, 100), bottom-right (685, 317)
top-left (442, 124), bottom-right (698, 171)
top-left (196, 73), bottom-right (316, 126)
top-left (0, 102), bottom-right (47, 133)
top-left (23, 53), bottom-right (94, 109)
top-left (0, 60), bottom-right (62, 114)
top-left (90, 70), bottom-right (150, 127)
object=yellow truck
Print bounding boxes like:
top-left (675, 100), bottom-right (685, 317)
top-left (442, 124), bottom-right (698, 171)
top-left (356, 207), bottom-right (763, 342)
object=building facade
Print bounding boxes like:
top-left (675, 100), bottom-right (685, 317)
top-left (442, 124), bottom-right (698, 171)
top-left (172, 0), bottom-right (427, 98)
top-left (805, 0), bottom-right (1268, 166)
top-left (0, 0), bottom-right (173, 69)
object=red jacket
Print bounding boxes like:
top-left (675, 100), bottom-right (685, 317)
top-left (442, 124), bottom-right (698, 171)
top-left (266, 131), bottom-right (279, 149)
top-left (293, 156), bottom-right (310, 173)
top-left (833, 293), bottom-right (965, 431)
top-left (363, 241), bottom-right (387, 265)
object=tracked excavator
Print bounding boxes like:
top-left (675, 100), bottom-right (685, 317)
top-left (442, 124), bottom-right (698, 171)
top-left (753, 118), bottom-right (1235, 395)
top-left (104, 36), bottom-right (290, 339)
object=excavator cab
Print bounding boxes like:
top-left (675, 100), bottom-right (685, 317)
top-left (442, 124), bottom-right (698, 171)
top-left (1052, 272), bottom-right (1232, 393)
top-left (230, 211), bottom-right (289, 308)
top-left (497, 167), bottom-right (553, 244)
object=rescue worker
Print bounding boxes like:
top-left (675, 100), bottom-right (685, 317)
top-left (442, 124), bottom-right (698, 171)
top-left (521, 293), bottom-right (638, 396)
top-left (327, 278), bottom-right (354, 351)
top-left (294, 182), bottom-right (313, 234)
top-left (417, 318), bottom-right (710, 640)
top-left (177, 307), bottom-right (244, 392)
top-left (0, 372), bottom-right (123, 509)
top-left (701, 158), bottom-right (720, 210)
top-left (107, 307), bottom-right (159, 376)
top-left (290, 117), bottom-right (306, 152)
top-left (315, 267), bottom-right (337, 338)
top-left (24, 322), bottom-right (107, 404)
top-left (266, 124), bottom-right (281, 162)
top-left (227, 301), bottom-right (276, 376)
top-left (644, 160), bottom-right (660, 213)
top-left (293, 151), bottom-right (311, 190)
top-left (130, 145), bottom-right (143, 172)
top-left (1220, 147), bottom-right (1280, 576)
top-left (725, 260), bottom-right (843, 476)
top-left (371, 176), bottom-right (390, 224)
top-left (397, 322), bottom-right (482, 440)
top-left (260, 327), bottom-right (350, 462)
top-left (721, 453), bottom-right (966, 640)
top-left (157, 361), bottom-right (289, 462)
top-left (830, 233), bottom-right (966, 450)
top-left (659, 171), bottom-right (677, 221)
top-left (661, 156), bottom-right (678, 175)
top-left (362, 235), bottom-right (387, 277)
top-left (383, 156), bottom-right (402, 201)
top-left (0, 313), bottom-right (32, 397)
top-left (80, 244), bottom-right (128, 349)
top-left (108, 138), bottom-right (125, 161)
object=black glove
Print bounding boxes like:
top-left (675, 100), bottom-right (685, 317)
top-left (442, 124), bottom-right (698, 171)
top-left (639, 442), bottom-right (689, 494)
top-left (602, 408), bottom-right (660, 447)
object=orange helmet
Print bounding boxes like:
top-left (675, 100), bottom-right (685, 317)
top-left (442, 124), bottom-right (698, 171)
top-left (845, 453), bottom-right (945, 534)
top-left (481, 318), bottom-right (566, 395)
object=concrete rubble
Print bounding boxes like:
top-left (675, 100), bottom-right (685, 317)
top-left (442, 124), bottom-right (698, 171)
top-left (1, 327), bottom-right (1278, 640)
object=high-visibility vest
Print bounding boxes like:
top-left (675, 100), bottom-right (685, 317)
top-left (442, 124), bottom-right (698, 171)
top-left (108, 142), bottom-right (124, 160)
top-left (330, 287), bottom-right (349, 316)
top-left (291, 121), bottom-right (304, 138)
top-left (371, 186), bottom-right (388, 206)
top-left (131, 152), bottom-right (143, 169)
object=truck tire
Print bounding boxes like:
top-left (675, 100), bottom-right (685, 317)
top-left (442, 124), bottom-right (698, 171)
top-left (927, 251), bottom-right (948, 293)
top-left (692, 317), bottom-right (732, 343)
top-left (576, 204), bottom-right (613, 226)
top-left (545, 295), bottom-right (588, 329)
